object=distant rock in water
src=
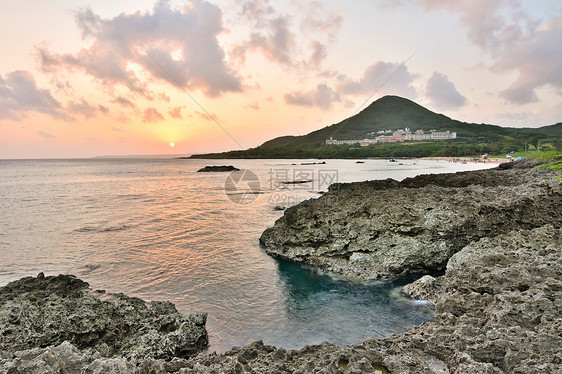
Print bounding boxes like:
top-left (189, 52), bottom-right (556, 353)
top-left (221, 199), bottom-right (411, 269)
top-left (0, 273), bottom-right (208, 360)
top-left (280, 179), bottom-right (312, 185)
top-left (197, 165), bottom-right (240, 172)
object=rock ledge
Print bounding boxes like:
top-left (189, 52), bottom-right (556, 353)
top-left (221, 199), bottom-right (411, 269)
top-left (0, 273), bottom-right (208, 362)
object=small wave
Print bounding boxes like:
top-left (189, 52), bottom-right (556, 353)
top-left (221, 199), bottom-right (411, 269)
top-left (75, 226), bottom-right (97, 232)
top-left (99, 225), bottom-right (128, 232)
top-left (82, 264), bottom-right (101, 272)
top-left (75, 224), bottom-right (129, 233)
top-left (225, 191), bottom-right (265, 195)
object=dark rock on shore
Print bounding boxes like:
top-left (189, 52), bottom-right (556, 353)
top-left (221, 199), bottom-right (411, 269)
top-left (197, 165), bottom-right (240, 172)
top-left (260, 160), bottom-right (562, 280)
top-left (0, 274), bottom-right (208, 361)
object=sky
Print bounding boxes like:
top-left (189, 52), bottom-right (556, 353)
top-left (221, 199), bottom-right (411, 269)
top-left (1, 0), bottom-right (561, 158)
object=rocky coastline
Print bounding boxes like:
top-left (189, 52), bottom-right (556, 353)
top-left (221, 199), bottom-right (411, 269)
top-left (260, 159), bottom-right (562, 281)
top-left (2, 160), bottom-right (561, 373)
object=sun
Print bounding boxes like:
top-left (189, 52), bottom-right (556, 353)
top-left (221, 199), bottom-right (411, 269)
top-left (170, 142), bottom-right (175, 147)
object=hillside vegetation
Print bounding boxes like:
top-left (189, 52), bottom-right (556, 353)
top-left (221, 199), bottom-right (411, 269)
top-left (191, 96), bottom-right (562, 159)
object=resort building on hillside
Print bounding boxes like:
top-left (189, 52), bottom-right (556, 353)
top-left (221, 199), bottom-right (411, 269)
top-left (325, 129), bottom-right (457, 146)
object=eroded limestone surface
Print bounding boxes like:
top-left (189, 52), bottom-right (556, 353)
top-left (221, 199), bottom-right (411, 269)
top-left (261, 161), bottom-right (562, 280)
top-left (0, 274), bottom-right (208, 361)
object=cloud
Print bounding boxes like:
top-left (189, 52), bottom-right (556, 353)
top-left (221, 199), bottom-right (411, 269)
top-left (417, 1), bottom-right (562, 104)
top-left (239, 0), bottom-right (294, 65)
top-left (158, 91), bottom-right (170, 102)
top-left (245, 101), bottom-right (260, 110)
top-left (284, 83), bottom-right (340, 109)
top-left (112, 97), bottom-right (136, 109)
top-left (168, 106), bottom-right (184, 119)
top-left (194, 110), bottom-right (219, 122)
top-left (425, 72), bottom-right (467, 110)
top-left (37, 131), bottom-right (56, 139)
top-left (493, 16), bottom-right (562, 104)
top-left (236, 0), bottom-right (342, 69)
top-left (142, 107), bottom-right (165, 123)
top-left (307, 41), bottom-right (327, 67)
top-left (98, 105), bottom-right (109, 115)
top-left (245, 14), bottom-right (296, 65)
top-left (297, 0), bottom-right (343, 39)
top-left (0, 70), bottom-right (68, 121)
top-left (67, 98), bottom-right (99, 118)
top-left (420, 0), bottom-right (508, 50)
top-left (338, 61), bottom-right (418, 99)
top-left (38, 1), bottom-right (243, 99)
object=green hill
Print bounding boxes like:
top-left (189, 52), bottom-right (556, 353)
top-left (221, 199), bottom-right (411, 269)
top-left (192, 95), bottom-right (562, 159)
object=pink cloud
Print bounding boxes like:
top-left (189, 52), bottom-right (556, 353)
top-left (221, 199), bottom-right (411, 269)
top-left (142, 107), bottom-right (165, 123)
top-left (37, 1), bottom-right (244, 99)
top-left (338, 61), bottom-right (418, 99)
top-left (168, 106), bottom-right (185, 119)
top-left (285, 83), bottom-right (340, 109)
top-left (0, 70), bottom-right (69, 121)
top-left (425, 72), bottom-right (467, 110)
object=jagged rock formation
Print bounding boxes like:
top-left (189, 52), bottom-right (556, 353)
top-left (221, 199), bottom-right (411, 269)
top-left (0, 274), bottom-right (208, 361)
top-left (2, 225), bottom-right (560, 373)
top-left (260, 160), bottom-right (562, 280)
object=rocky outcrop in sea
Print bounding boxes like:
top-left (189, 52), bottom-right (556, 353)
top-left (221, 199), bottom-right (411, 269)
top-left (197, 165), bottom-right (240, 172)
top-left (260, 160), bottom-right (562, 280)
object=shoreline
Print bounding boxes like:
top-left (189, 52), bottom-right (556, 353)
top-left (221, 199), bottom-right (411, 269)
top-left (420, 156), bottom-right (508, 163)
top-left (2, 160), bottom-right (561, 372)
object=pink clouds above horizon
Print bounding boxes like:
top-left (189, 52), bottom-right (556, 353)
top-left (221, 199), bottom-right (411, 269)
top-left (0, 0), bottom-right (561, 158)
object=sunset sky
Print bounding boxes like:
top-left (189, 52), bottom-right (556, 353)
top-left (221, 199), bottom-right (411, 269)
top-left (1, 0), bottom-right (561, 158)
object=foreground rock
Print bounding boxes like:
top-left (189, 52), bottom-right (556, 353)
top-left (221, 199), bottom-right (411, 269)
top-left (260, 160), bottom-right (562, 280)
top-left (197, 165), bottom-right (240, 172)
top-left (0, 274), bottom-right (208, 361)
top-left (2, 225), bottom-right (560, 373)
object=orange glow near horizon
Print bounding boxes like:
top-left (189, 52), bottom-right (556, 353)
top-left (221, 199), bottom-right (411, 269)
top-left (0, 1), bottom-right (561, 159)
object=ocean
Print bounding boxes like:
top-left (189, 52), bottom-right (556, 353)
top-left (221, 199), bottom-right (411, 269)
top-left (0, 158), bottom-right (496, 352)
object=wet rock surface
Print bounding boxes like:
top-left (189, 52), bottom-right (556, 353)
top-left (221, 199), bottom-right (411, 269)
top-left (0, 274), bottom-right (208, 361)
top-left (401, 275), bottom-right (444, 304)
top-left (260, 160), bottom-right (562, 280)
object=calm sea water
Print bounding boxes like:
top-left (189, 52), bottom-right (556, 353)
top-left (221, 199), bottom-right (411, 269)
top-left (0, 158), bottom-right (496, 352)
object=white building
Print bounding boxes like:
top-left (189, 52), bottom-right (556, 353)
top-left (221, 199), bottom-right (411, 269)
top-left (409, 130), bottom-right (456, 141)
top-left (325, 129), bottom-right (456, 146)
top-left (430, 131), bottom-right (457, 140)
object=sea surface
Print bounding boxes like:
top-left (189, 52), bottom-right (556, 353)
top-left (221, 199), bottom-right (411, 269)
top-left (0, 158), bottom-right (496, 352)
